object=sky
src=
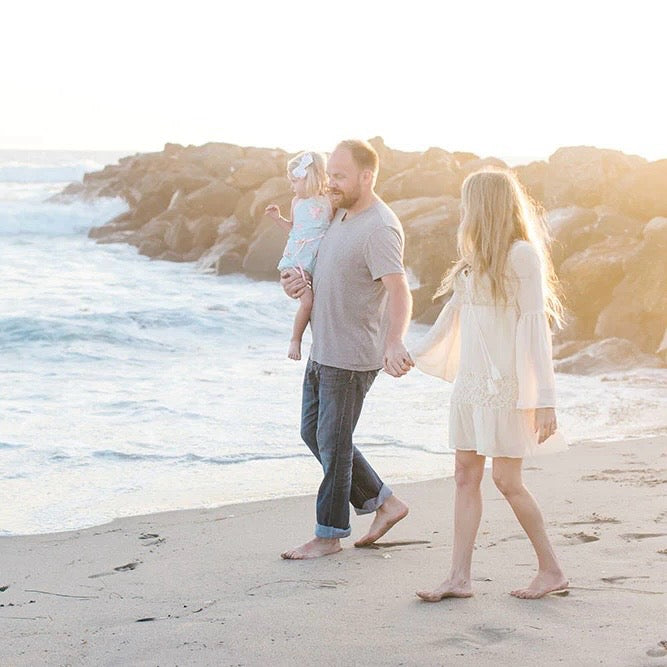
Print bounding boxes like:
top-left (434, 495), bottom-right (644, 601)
top-left (1, 0), bottom-right (665, 161)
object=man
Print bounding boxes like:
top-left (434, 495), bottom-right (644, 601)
top-left (280, 139), bottom-right (414, 560)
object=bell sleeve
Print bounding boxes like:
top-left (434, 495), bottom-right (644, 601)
top-left (512, 242), bottom-right (556, 409)
top-left (411, 289), bottom-right (462, 382)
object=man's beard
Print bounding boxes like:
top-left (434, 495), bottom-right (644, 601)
top-left (331, 183), bottom-right (361, 210)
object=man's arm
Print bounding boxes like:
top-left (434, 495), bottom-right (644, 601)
top-left (380, 272), bottom-right (414, 377)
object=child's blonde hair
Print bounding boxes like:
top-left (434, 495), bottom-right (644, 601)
top-left (287, 151), bottom-right (328, 197)
top-left (436, 168), bottom-right (564, 326)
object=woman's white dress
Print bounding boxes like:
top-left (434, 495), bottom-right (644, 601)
top-left (413, 241), bottom-right (557, 458)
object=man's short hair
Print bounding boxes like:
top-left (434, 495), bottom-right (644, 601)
top-left (336, 139), bottom-right (379, 176)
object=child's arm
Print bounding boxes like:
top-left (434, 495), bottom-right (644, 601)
top-left (265, 197), bottom-right (297, 232)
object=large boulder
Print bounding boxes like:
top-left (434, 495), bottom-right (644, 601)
top-left (228, 155), bottom-right (283, 190)
top-left (188, 215), bottom-right (225, 250)
top-left (514, 161), bottom-right (548, 204)
top-left (558, 236), bottom-right (636, 337)
top-left (248, 177), bottom-right (293, 225)
top-left (542, 146), bottom-right (645, 209)
top-left (403, 197), bottom-right (461, 311)
top-left (197, 233), bottom-right (248, 275)
top-left (459, 156), bottom-right (507, 178)
top-left (242, 220), bottom-right (288, 278)
top-left (88, 210), bottom-right (136, 239)
top-left (368, 136), bottom-right (420, 185)
top-left (174, 181), bottom-right (242, 219)
top-left (595, 217), bottom-right (667, 352)
top-left (379, 148), bottom-right (462, 201)
top-left (178, 142), bottom-right (246, 177)
top-left (389, 196), bottom-right (449, 225)
top-left (137, 237), bottom-right (168, 259)
top-left (546, 206), bottom-right (598, 267)
top-left (554, 338), bottom-right (663, 374)
top-left (609, 160), bottom-right (667, 220)
top-left (379, 170), bottom-right (455, 201)
top-left (163, 218), bottom-right (193, 255)
top-left (232, 190), bottom-right (259, 233)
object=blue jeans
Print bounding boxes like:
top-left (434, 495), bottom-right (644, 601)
top-left (301, 359), bottom-right (392, 539)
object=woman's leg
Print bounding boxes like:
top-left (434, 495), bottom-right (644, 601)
top-left (492, 457), bottom-right (568, 598)
top-left (416, 449), bottom-right (485, 601)
top-left (288, 285), bottom-right (313, 360)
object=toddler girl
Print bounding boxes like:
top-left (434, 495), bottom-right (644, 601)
top-left (265, 151), bottom-right (331, 360)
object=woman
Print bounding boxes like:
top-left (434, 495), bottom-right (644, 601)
top-left (413, 169), bottom-right (568, 600)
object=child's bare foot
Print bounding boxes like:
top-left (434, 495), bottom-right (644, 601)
top-left (288, 339), bottom-right (301, 360)
top-left (510, 570), bottom-right (569, 599)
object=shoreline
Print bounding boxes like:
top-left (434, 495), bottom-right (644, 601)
top-left (4, 431), bottom-right (666, 539)
top-left (2, 435), bottom-right (665, 665)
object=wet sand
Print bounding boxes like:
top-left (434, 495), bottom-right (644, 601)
top-left (1, 436), bottom-right (665, 666)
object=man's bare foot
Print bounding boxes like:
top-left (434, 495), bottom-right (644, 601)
top-left (288, 339), bottom-right (301, 361)
top-left (510, 570), bottom-right (569, 599)
top-left (416, 578), bottom-right (473, 602)
top-left (280, 537), bottom-right (341, 560)
top-left (354, 495), bottom-right (409, 547)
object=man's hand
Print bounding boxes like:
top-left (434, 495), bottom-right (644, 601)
top-left (535, 407), bottom-right (557, 444)
top-left (383, 340), bottom-right (414, 377)
top-left (280, 269), bottom-right (310, 299)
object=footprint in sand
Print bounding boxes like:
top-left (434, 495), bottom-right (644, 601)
top-left (563, 532), bottom-right (600, 543)
top-left (619, 533), bottom-right (667, 542)
top-left (646, 640), bottom-right (667, 658)
top-left (562, 514), bottom-right (620, 526)
top-left (601, 575), bottom-right (650, 584)
top-left (139, 533), bottom-right (165, 547)
top-left (245, 579), bottom-right (347, 597)
top-left (438, 625), bottom-right (516, 650)
top-left (89, 561), bottom-right (141, 579)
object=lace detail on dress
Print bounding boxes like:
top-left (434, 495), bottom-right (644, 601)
top-left (451, 371), bottom-right (519, 408)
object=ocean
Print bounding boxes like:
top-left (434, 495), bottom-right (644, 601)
top-left (1, 149), bottom-right (665, 536)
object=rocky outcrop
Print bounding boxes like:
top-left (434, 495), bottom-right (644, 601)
top-left (542, 146), bottom-right (645, 209)
top-left (594, 217), bottom-right (667, 353)
top-left (554, 338), bottom-right (663, 374)
top-left (61, 139), bottom-right (665, 372)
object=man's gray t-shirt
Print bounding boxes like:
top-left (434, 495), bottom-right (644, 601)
top-left (310, 199), bottom-right (406, 371)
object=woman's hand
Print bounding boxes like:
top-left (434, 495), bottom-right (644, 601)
top-left (535, 407), bottom-right (557, 444)
top-left (383, 341), bottom-right (414, 377)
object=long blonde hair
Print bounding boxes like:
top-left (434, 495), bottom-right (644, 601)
top-left (287, 151), bottom-right (328, 198)
top-left (436, 168), bottom-right (563, 325)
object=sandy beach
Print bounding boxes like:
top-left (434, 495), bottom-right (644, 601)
top-left (2, 435), bottom-right (665, 666)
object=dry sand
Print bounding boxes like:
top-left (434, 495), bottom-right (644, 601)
top-left (2, 435), bottom-right (665, 666)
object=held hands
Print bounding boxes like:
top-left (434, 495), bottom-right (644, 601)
top-left (535, 407), bottom-right (557, 444)
top-left (383, 341), bottom-right (415, 378)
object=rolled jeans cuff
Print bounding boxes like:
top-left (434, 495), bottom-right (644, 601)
top-left (354, 483), bottom-right (393, 516)
top-left (315, 523), bottom-right (351, 539)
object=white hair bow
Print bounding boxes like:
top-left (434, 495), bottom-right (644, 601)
top-left (291, 153), bottom-right (314, 179)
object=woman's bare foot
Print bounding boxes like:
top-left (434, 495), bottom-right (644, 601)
top-left (288, 339), bottom-right (301, 361)
top-left (280, 537), bottom-right (341, 560)
top-left (510, 570), bottom-right (569, 599)
top-left (354, 495), bottom-right (409, 547)
top-left (416, 578), bottom-right (473, 602)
